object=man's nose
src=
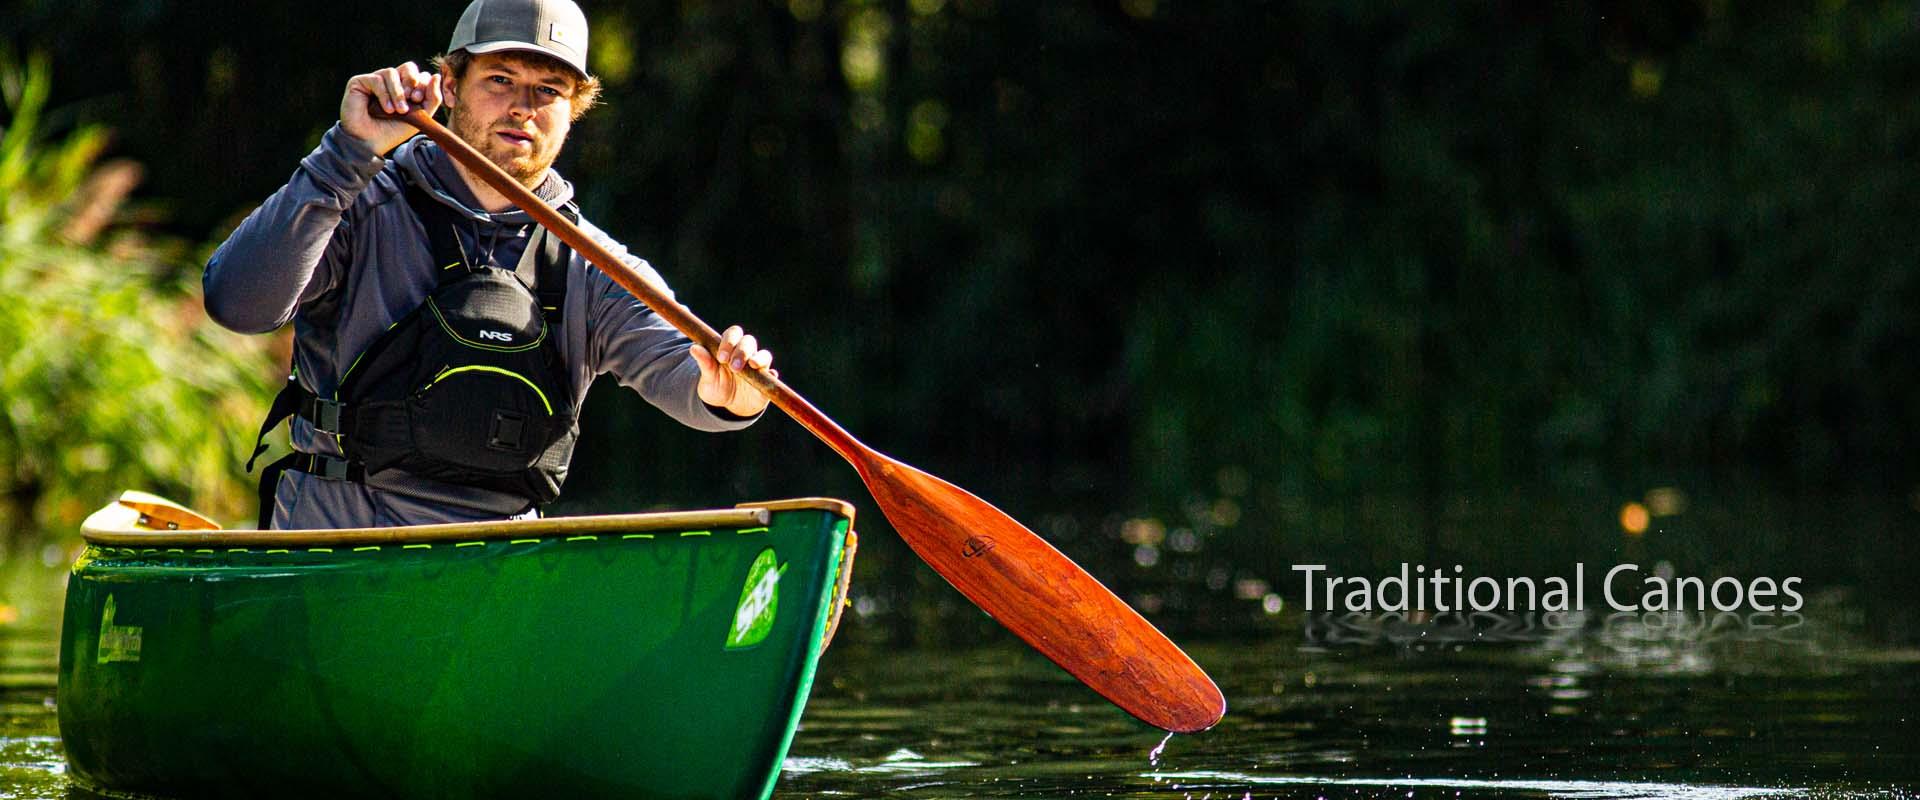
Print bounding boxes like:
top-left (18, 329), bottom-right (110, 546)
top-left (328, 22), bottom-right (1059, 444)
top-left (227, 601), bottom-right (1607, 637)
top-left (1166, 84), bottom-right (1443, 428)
top-left (509, 88), bottom-right (536, 119)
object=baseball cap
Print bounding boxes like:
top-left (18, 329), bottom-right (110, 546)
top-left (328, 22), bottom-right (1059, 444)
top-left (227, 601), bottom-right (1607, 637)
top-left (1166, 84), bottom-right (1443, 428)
top-left (448, 0), bottom-right (590, 78)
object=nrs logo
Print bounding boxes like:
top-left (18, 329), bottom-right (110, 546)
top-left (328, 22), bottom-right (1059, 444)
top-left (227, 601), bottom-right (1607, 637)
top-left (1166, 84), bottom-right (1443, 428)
top-left (477, 330), bottom-right (515, 342)
top-left (726, 548), bottom-right (785, 650)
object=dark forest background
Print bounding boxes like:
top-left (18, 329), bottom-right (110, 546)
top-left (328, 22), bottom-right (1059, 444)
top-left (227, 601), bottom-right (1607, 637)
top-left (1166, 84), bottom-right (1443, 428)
top-left (5, 1), bottom-right (1916, 640)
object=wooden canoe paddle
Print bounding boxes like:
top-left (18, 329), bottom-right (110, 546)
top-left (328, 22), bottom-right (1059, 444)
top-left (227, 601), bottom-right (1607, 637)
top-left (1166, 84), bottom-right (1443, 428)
top-left (390, 107), bottom-right (1225, 733)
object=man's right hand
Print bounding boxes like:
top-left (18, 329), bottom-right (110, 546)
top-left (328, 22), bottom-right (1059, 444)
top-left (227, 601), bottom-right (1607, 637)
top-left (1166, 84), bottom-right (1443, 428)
top-left (340, 62), bottom-right (444, 155)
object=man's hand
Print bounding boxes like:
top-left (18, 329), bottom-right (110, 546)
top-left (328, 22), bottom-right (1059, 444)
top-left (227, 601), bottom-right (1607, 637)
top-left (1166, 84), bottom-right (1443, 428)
top-left (341, 62), bottom-right (444, 155)
top-left (690, 325), bottom-right (775, 418)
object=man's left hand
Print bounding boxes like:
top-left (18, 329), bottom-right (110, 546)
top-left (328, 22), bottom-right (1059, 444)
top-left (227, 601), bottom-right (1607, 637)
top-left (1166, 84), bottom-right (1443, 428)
top-left (690, 325), bottom-right (775, 418)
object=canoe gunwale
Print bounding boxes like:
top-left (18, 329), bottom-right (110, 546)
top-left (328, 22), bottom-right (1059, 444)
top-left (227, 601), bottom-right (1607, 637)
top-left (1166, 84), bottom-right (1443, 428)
top-left (80, 507), bottom-right (784, 548)
top-left (737, 497), bottom-right (856, 523)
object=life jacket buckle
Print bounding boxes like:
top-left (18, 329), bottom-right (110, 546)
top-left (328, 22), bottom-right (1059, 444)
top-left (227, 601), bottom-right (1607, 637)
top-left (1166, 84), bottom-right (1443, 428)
top-left (308, 453), bottom-right (355, 481)
top-left (307, 398), bottom-right (345, 435)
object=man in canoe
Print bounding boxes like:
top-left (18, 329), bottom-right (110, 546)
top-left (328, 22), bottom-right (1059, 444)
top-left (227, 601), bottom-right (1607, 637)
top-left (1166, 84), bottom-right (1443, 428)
top-left (205, 0), bottom-right (775, 529)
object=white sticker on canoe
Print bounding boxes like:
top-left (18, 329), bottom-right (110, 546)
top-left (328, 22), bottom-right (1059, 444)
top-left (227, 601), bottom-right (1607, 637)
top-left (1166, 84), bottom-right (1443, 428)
top-left (726, 548), bottom-right (784, 650)
top-left (98, 595), bottom-right (143, 664)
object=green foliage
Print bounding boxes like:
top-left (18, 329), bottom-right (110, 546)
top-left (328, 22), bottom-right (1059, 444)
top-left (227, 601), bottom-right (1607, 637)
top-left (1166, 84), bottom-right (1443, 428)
top-left (0, 50), bottom-right (275, 531)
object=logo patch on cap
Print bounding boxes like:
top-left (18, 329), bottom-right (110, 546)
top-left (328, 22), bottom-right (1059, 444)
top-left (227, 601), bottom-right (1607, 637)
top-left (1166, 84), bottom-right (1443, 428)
top-left (548, 22), bottom-right (572, 46)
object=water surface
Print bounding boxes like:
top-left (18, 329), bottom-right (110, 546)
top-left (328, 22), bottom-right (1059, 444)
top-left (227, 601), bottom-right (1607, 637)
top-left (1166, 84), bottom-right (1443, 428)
top-left (782, 612), bottom-right (1918, 798)
top-left (2, 579), bottom-right (1914, 798)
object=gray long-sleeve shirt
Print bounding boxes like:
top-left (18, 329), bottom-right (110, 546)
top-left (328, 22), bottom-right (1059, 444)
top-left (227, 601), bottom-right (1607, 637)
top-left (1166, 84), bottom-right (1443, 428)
top-left (207, 125), bottom-right (755, 528)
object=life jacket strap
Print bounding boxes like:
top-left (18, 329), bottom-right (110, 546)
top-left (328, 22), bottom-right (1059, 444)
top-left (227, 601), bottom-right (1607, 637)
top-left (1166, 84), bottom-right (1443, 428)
top-left (256, 451), bottom-right (367, 530)
top-left (247, 375), bottom-right (304, 472)
top-left (247, 377), bottom-right (355, 476)
top-left (405, 183), bottom-right (577, 323)
top-left (249, 375), bottom-right (367, 528)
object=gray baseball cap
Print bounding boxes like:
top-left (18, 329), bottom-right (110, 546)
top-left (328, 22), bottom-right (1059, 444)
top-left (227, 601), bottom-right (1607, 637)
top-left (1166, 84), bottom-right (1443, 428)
top-left (448, 0), bottom-right (590, 78)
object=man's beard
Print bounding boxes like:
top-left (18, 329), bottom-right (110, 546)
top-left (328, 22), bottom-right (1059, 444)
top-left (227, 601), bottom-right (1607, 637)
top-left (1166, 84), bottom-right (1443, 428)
top-left (447, 105), bottom-right (558, 187)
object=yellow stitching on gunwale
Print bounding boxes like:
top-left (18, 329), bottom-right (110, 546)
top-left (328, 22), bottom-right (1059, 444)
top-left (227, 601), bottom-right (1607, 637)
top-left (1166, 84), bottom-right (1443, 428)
top-left (93, 530), bottom-right (711, 557)
top-left (737, 527), bottom-right (769, 535)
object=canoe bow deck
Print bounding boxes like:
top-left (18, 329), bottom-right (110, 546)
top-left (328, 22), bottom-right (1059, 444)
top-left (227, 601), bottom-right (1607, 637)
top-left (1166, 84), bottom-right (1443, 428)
top-left (59, 494), bottom-right (858, 800)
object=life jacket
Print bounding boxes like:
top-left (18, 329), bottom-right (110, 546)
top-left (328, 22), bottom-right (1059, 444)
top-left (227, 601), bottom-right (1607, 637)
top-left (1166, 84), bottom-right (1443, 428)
top-left (249, 184), bottom-right (580, 525)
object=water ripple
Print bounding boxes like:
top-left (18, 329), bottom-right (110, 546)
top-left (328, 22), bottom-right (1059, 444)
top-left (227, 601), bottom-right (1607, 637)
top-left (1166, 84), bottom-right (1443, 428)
top-left (1152, 770), bottom-right (1801, 799)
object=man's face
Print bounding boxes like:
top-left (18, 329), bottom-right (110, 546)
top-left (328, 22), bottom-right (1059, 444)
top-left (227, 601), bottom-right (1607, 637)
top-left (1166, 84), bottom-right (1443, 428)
top-left (445, 53), bottom-right (578, 186)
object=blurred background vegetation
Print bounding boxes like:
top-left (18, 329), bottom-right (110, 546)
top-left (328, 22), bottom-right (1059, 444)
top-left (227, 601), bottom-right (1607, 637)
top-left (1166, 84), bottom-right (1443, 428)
top-left (0, 49), bottom-right (274, 545)
top-left (2, 1), bottom-right (1914, 640)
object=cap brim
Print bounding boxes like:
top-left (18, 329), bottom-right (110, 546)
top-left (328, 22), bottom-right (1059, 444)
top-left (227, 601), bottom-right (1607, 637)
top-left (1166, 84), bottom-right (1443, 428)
top-left (460, 40), bottom-right (587, 78)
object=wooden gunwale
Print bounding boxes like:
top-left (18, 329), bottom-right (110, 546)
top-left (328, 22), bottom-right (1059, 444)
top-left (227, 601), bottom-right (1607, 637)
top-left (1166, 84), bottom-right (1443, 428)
top-left (78, 499), bottom-right (852, 549)
top-left (738, 497), bottom-right (856, 522)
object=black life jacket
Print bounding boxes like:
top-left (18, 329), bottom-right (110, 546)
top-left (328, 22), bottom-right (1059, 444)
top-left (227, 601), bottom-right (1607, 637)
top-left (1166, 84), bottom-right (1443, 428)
top-left (250, 184), bottom-right (581, 523)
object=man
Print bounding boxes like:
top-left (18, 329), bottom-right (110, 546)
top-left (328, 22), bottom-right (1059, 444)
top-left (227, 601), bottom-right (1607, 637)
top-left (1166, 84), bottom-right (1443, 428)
top-left (206, 0), bottom-right (774, 529)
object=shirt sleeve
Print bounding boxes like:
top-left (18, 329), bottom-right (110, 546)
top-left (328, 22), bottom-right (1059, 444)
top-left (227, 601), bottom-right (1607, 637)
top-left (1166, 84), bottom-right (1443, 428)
top-left (579, 227), bottom-right (760, 432)
top-left (203, 124), bottom-right (385, 333)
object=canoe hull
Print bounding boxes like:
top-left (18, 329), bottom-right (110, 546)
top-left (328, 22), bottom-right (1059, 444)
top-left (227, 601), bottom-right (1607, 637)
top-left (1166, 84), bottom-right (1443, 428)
top-left (58, 499), bottom-right (855, 799)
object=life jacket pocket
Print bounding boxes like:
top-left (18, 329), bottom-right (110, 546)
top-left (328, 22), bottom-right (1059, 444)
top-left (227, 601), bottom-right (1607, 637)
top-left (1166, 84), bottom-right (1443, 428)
top-left (427, 287), bottom-right (546, 352)
top-left (407, 364), bottom-right (562, 477)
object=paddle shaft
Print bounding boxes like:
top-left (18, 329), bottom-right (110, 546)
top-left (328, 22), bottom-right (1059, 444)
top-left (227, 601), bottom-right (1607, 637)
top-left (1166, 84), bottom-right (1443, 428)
top-left (392, 110), bottom-right (867, 467)
top-left (394, 108), bottom-right (1224, 732)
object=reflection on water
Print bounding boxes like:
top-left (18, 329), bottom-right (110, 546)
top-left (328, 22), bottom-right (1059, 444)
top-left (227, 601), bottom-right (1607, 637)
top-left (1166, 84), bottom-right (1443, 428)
top-left (1299, 608), bottom-right (1832, 674)
top-left (0, 625), bottom-right (62, 799)
top-left (782, 613), bottom-right (1920, 798)
top-left (1149, 772), bottom-right (1807, 799)
top-left (0, 571), bottom-right (1914, 797)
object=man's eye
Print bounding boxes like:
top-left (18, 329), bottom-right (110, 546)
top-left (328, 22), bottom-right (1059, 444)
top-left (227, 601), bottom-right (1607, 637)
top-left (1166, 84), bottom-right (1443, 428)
top-left (489, 75), bottom-right (511, 85)
top-left (539, 86), bottom-right (562, 97)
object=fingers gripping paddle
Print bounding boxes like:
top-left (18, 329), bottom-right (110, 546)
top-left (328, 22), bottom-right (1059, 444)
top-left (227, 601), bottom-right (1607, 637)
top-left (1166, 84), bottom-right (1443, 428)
top-left (392, 108), bottom-right (1226, 732)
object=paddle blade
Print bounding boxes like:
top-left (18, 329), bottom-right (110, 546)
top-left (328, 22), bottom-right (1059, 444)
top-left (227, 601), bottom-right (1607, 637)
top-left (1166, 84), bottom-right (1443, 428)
top-left (858, 453), bottom-right (1226, 733)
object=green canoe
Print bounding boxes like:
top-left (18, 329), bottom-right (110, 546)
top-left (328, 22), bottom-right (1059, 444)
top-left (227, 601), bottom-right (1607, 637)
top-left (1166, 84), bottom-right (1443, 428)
top-left (58, 492), bottom-right (858, 799)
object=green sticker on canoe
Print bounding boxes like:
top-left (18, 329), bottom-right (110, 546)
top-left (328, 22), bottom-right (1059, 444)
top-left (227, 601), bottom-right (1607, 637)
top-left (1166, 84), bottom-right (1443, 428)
top-left (97, 595), bottom-right (143, 664)
top-left (726, 548), bottom-right (785, 650)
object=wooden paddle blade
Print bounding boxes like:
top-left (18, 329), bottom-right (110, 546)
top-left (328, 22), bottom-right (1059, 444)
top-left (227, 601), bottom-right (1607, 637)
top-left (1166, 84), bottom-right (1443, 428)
top-left (858, 453), bottom-right (1226, 733)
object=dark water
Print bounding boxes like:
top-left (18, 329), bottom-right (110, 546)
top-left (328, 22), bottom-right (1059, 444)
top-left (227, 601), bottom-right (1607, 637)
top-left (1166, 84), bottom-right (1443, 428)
top-left (3, 569), bottom-right (1916, 798)
top-left (785, 616), bottom-right (1920, 799)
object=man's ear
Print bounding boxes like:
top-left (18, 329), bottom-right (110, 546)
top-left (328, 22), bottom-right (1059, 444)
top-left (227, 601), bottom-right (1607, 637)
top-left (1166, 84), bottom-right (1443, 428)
top-left (441, 74), bottom-right (459, 109)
